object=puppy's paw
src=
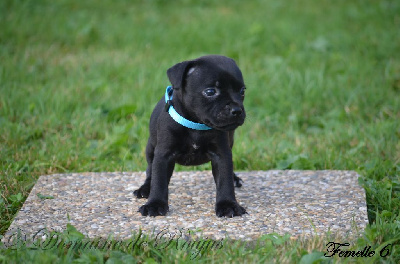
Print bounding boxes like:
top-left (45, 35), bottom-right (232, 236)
top-left (215, 200), bottom-right (247, 218)
top-left (133, 184), bottom-right (150, 198)
top-left (138, 200), bottom-right (169, 217)
top-left (233, 173), bottom-right (243, 188)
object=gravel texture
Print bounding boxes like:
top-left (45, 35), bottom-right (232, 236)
top-left (3, 170), bottom-right (368, 243)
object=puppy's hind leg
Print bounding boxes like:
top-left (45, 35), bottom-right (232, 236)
top-left (233, 173), bottom-right (243, 188)
top-left (228, 132), bottom-right (243, 188)
top-left (133, 141), bottom-right (154, 198)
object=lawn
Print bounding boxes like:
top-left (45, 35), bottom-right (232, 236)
top-left (1, 0), bottom-right (399, 262)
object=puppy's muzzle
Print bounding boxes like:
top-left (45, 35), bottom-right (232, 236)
top-left (230, 105), bottom-right (243, 117)
top-left (226, 104), bottom-right (245, 119)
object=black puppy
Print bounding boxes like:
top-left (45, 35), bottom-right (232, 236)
top-left (134, 55), bottom-right (247, 217)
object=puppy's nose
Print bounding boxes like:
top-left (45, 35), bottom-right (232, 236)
top-left (230, 106), bottom-right (243, 117)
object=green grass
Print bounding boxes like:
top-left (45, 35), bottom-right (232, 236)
top-left (1, 0), bottom-right (399, 262)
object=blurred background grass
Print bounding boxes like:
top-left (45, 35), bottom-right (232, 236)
top-left (1, 0), bottom-right (399, 260)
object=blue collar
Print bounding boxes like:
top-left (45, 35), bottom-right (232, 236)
top-left (164, 86), bottom-right (212, 130)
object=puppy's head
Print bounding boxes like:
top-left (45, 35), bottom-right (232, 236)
top-left (167, 55), bottom-right (246, 131)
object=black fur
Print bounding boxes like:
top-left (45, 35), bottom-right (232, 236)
top-left (134, 55), bottom-right (247, 217)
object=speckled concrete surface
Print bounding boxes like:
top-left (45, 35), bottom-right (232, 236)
top-left (2, 170), bottom-right (368, 243)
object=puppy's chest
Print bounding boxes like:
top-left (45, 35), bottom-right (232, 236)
top-left (191, 142), bottom-right (201, 150)
top-left (174, 139), bottom-right (210, 166)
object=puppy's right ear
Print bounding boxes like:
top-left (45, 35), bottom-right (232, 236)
top-left (167, 60), bottom-right (195, 90)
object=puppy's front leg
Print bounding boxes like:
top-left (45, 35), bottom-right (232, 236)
top-left (138, 149), bottom-right (174, 216)
top-left (209, 147), bottom-right (246, 217)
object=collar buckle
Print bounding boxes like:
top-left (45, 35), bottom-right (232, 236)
top-left (164, 100), bottom-right (173, 112)
top-left (164, 86), bottom-right (212, 131)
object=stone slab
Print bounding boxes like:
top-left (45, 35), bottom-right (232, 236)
top-left (2, 170), bottom-right (368, 243)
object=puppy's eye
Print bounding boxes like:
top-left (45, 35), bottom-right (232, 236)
top-left (240, 87), bottom-right (246, 96)
top-left (203, 88), bottom-right (217, 97)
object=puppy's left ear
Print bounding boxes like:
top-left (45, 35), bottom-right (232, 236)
top-left (167, 60), bottom-right (194, 90)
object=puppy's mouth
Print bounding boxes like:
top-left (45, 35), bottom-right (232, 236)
top-left (204, 119), bottom-right (245, 131)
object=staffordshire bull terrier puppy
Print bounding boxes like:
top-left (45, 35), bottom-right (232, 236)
top-left (134, 55), bottom-right (247, 217)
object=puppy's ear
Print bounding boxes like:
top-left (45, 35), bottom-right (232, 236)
top-left (167, 60), bottom-right (195, 90)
